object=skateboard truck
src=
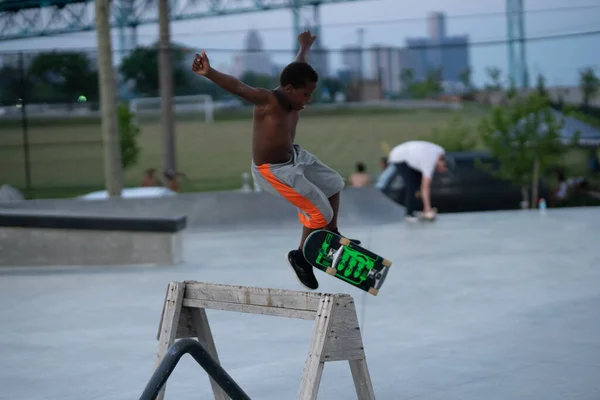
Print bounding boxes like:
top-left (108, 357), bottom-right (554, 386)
top-left (326, 243), bottom-right (346, 276)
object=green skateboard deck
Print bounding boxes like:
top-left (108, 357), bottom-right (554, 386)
top-left (302, 229), bottom-right (392, 296)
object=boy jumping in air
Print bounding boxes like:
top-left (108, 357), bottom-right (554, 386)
top-left (192, 30), bottom-right (359, 290)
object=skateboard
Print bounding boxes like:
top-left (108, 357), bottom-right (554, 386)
top-left (302, 230), bottom-right (392, 296)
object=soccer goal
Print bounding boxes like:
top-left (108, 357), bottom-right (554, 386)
top-left (130, 94), bottom-right (214, 123)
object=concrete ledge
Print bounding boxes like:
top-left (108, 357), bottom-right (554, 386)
top-left (0, 210), bottom-right (186, 232)
top-left (0, 210), bottom-right (186, 267)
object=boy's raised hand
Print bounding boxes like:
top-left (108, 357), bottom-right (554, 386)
top-left (192, 51), bottom-right (210, 76)
top-left (298, 30), bottom-right (316, 47)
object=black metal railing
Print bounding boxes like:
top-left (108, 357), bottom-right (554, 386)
top-left (138, 338), bottom-right (251, 400)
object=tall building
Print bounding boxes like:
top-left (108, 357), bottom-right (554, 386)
top-left (308, 46), bottom-right (330, 79)
top-left (370, 46), bottom-right (405, 94)
top-left (428, 11), bottom-right (446, 42)
top-left (232, 30), bottom-right (275, 78)
top-left (440, 36), bottom-right (469, 84)
top-left (404, 12), bottom-right (470, 84)
top-left (341, 45), bottom-right (362, 78)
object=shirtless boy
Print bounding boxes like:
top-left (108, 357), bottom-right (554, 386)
top-left (191, 30), bottom-right (359, 290)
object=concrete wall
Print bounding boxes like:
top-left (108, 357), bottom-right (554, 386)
top-left (0, 227), bottom-right (183, 267)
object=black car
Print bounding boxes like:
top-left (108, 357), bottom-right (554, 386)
top-left (375, 150), bottom-right (551, 213)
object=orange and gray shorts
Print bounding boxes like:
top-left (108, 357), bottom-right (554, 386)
top-left (251, 144), bottom-right (345, 229)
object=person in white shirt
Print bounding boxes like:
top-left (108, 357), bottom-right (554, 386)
top-left (387, 141), bottom-right (448, 220)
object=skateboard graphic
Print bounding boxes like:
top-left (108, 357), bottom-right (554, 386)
top-left (302, 230), bottom-right (392, 296)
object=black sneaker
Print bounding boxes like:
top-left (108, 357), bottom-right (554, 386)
top-left (287, 250), bottom-right (319, 290)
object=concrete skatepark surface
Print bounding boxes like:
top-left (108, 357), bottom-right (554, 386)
top-left (1, 188), bottom-right (599, 399)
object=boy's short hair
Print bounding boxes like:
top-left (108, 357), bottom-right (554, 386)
top-left (280, 62), bottom-right (318, 88)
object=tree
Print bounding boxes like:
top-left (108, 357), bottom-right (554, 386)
top-left (536, 73), bottom-right (548, 99)
top-left (579, 67), bottom-right (599, 109)
top-left (477, 92), bottom-right (579, 208)
top-left (399, 67), bottom-right (442, 99)
top-left (118, 102), bottom-right (141, 170)
top-left (236, 71), bottom-right (278, 104)
top-left (459, 67), bottom-right (473, 94)
top-left (424, 67), bottom-right (443, 97)
top-left (400, 68), bottom-right (415, 96)
top-left (485, 67), bottom-right (502, 90)
top-left (240, 71), bottom-right (278, 89)
top-left (427, 114), bottom-right (478, 152)
top-left (0, 65), bottom-right (23, 106)
top-left (321, 77), bottom-right (344, 103)
top-left (119, 42), bottom-right (191, 97)
top-left (506, 77), bottom-right (518, 100)
top-left (27, 51), bottom-right (99, 104)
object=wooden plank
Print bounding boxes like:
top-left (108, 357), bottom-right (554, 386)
top-left (183, 280), bottom-right (336, 312)
top-left (153, 281), bottom-right (185, 400)
top-left (320, 348), bottom-right (367, 362)
top-left (155, 283), bottom-right (169, 340)
top-left (320, 297), bottom-right (366, 362)
top-left (182, 298), bottom-right (317, 320)
top-left (298, 294), bottom-right (336, 400)
top-left (174, 306), bottom-right (196, 339)
top-left (349, 359), bottom-right (376, 400)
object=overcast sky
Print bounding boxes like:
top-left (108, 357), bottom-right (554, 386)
top-left (0, 0), bottom-right (598, 87)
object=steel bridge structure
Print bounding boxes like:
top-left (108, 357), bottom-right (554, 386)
top-left (0, 0), bottom-right (529, 88)
top-left (0, 0), bottom-right (367, 60)
top-left (506, 0), bottom-right (528, 88)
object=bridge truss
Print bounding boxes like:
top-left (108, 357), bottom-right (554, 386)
top-left (1, 0), bottom-right (531, 89)
top-left (506, 0), bottom-right (528, 88)
top-left (0, 0), bottom-right (367, 54)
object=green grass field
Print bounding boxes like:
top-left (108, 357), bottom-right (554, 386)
top-left (0, 107), bottom-right (483, 197)
top-left (0, 105), bottom-right (592, 199)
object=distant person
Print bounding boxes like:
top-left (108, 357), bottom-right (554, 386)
top-left (375, 157), bottom-right (387, 180)
top-left (379, 157), bottom-right (388, 171)
top-left (163, 169), bottom-right (188, 192)
top-left (376, 156), bottom-right (396, 183)
top-left (386, 141), bottom-right (448, 221)
top-left (588, 149), bottom-right (599, 173)
top-left (141, 168), bottom-right (161, 187)
top-left (348, 162), bottom-right (371, 187)
top-left (550, 168), bottom-right (569, 207)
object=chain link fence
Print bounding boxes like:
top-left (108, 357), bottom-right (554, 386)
top-left (0, 33), bottom-right (597, 197)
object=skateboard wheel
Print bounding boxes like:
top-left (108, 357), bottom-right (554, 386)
top-left (326, 267), bottom-right (336, 276)
top-left (382, 258), bottom-right (392, 267)
top-left (339, 237), bottom-right (351, 246)
top-left (368, 288), bottom-right (379, 296)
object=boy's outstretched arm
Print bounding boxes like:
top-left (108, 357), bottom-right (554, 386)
top-left (294, 30), bottom-right (316, 63)
top-left (192, 51), bottom-right (271, 105)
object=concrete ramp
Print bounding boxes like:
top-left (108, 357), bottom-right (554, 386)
top-left (183, 187), bottom-right (405, 230)
top-left (0, 187), bottom-right (404, 231)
